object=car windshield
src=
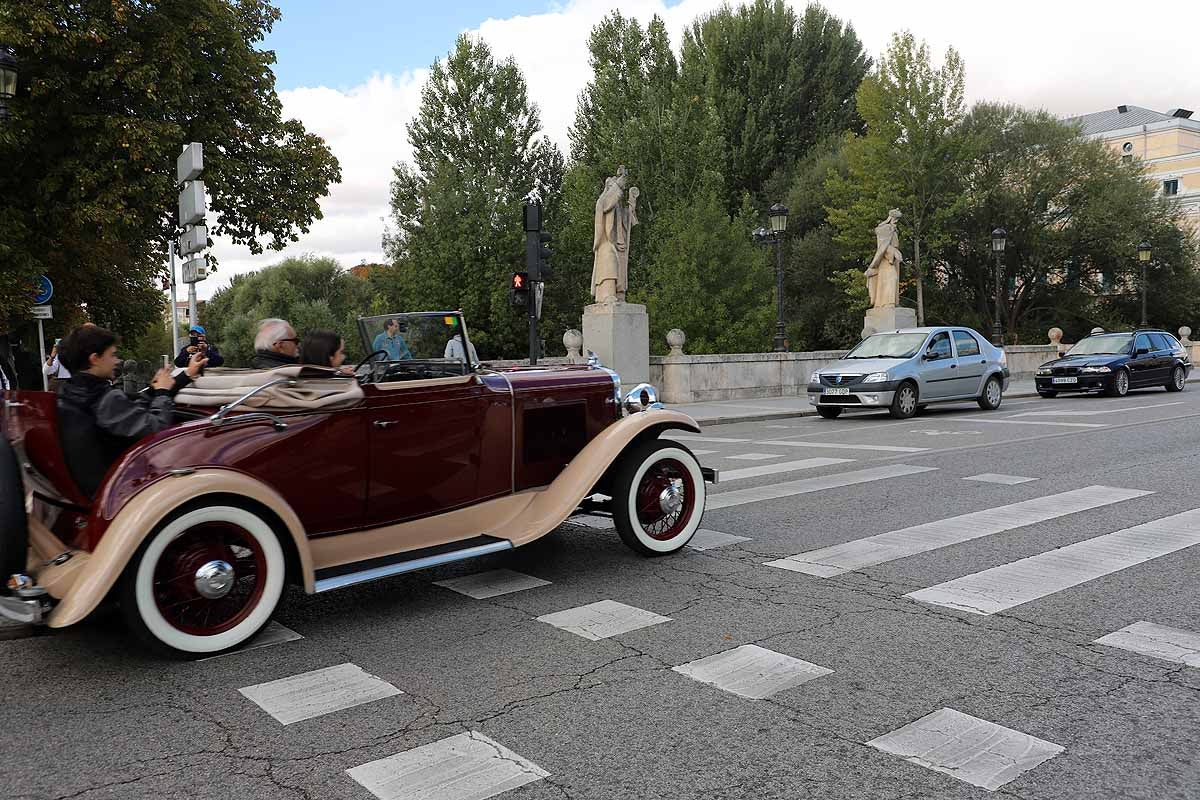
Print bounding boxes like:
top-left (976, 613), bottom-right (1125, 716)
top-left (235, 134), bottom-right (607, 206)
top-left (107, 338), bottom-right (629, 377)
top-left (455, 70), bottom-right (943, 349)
top-left (356, 312), bottom-right (477, 381)
top-left (844, 332), bottom-right (929, 359)
top-left (1066, 334), bottom-right (1132, 356)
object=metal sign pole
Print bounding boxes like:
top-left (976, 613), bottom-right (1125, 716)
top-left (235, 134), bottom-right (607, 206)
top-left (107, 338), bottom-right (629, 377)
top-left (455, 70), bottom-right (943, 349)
top-left (37, 318), bottom-right (47, 391)
top-left (169, 240), bottom-right (179, 357)
top-left (188, 280), bottom-right (198, 330)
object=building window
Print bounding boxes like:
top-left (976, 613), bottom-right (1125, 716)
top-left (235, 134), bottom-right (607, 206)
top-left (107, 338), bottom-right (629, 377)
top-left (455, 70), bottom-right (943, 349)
top-left (1163, 179), bottom-right (1179, 196)
top-left (1121, 154), bottom-right (1132, 164)
top-left (1122, 142), bottom-right (1134, 153)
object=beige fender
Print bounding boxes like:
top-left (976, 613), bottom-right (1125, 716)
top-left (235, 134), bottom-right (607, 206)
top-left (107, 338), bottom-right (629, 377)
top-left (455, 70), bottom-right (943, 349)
top-left (308, 409), bottom-right (702, 572)
top-left (48, 469), bottom-right (313, 628)
top-left (501, 408), bottom-right (700, 546)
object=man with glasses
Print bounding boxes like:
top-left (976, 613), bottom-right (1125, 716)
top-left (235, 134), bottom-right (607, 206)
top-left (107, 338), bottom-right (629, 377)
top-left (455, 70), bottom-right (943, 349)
top-left (251, 318), bottom-right (301, 369)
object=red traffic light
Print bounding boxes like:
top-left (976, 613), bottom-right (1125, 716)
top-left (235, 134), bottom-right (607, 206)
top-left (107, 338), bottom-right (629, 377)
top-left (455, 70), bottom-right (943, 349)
top-left (512, 272), bottom-right (527, 290)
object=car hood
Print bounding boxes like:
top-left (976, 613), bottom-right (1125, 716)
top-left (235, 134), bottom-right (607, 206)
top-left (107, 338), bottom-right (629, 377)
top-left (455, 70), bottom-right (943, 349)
top-left (1040, 353), bottom-right (1125, 368)
top-left (818, 357), bottom-right (908, 376)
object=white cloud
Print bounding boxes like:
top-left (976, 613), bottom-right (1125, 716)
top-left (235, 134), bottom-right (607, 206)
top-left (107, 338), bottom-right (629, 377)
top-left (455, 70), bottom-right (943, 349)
top-left (198, 0), bottom-right (1200, 302)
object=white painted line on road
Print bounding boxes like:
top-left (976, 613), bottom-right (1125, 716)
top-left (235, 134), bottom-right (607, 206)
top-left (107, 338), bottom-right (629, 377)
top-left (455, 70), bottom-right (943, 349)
top-left (239, 663), bottom-right (402, 725)
top-left (707, 465), bottom-right (937, 510)
top-left (963, 473), bottom-right (1038, 485)
top-left (570, 514), bottom-right (613, 530)
top-left (687, 529), bottom-right (751, 551)
top-left (948, 417), bottom-right (1106, 428)
top-left (536, 599), bottom-right (671, 641)
top-left (767, 486), bottom-right (1150, 577)
top-left (759, 440), bottom-right (929, 453)
top-left (347, 731), bottom-right (549, 800)
top-left (434, 569), bottom-right (550, 600)
top-left (196, 621), bottom-right (302, 661)
top-left (727, 452), bottom-right (787, 461)
top-left (1094, 621), bottom-right (1200, 667)
top-left (672, 436), bottom-right (752, 443)
top-left (907, 508), bottom-right (1200, 615)
top-left (722, 457), bottom-right (853, 482)
top-left (1012, 402), bottom-right (1183, 418)
top-left (672, 644), bottom-right (833, 699)
top-left (867, 707), bottom-right (1064, 791)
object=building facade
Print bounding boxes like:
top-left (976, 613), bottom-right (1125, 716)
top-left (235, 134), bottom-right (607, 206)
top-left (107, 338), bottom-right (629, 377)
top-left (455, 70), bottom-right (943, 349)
top-left (1066, 105), bottom-right (1200, 232)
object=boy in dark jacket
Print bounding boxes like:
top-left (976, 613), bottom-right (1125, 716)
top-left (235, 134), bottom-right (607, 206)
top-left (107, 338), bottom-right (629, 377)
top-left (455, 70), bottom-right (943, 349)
top-left (174, 324), bottom-right (224, 368)
top-left (57, 325), bottom-right (206, 497)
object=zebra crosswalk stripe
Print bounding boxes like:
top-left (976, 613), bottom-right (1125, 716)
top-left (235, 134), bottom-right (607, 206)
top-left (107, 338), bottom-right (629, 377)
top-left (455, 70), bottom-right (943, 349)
top-left (707, 464), bottom-right (937, 510)
top-left (907, 508), bottom-right (1200, 615)
top-left (766, 486), bottom-right (1151, 577)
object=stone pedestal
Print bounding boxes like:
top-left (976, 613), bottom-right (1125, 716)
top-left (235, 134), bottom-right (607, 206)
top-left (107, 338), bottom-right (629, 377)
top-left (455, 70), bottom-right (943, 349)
top-left (862, 306), bottom-right (918, 338)
top-left (583, 301), bottom-right (649, 384)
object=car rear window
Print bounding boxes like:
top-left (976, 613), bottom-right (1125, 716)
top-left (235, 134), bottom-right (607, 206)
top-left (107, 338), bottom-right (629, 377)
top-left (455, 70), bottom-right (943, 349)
top-left (1149, 333), bottom-right (1174, 351)
top-left (952, 331), bottom-right (981, 357)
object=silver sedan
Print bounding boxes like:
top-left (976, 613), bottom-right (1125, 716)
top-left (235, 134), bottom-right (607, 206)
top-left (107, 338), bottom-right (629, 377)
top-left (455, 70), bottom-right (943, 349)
top-left (807, 326), bottom-right (1010, 419)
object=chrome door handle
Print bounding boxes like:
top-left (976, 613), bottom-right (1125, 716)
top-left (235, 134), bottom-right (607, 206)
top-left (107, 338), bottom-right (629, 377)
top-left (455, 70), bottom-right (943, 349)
top-left (373, 420), bottom-right (399, 429)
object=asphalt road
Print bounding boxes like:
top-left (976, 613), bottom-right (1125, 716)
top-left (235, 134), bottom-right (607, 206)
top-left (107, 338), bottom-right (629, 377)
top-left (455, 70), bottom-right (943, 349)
top-left (4, 385), bottom-right (1200, 800)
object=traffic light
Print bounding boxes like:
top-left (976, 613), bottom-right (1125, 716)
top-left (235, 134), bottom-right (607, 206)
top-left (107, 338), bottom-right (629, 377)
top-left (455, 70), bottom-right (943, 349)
top-left (538, 231), bottom-right (553, 280)
top-left (509, 271), bottom-right (529, 307)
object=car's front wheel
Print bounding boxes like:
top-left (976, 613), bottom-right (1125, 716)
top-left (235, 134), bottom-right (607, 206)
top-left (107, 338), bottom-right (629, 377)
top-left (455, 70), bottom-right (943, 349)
top-left (1104, 369), bottom-right (1130, 397)
top-left (889, 382), bottom-right (919, 419)
top-left (977, 375), bottom-right (1003, 410)
top-left (816, 406), bottom-right (842, 419)
top-left (612, 440), bottom-right (705, 556)
top-left (1166, 366), bottom-right (1187, 392)
top-left (120, 504), bottom-right (286, 658)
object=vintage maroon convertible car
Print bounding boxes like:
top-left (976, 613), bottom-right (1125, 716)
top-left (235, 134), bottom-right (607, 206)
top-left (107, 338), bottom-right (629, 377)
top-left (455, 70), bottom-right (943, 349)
top-left (0, 312), bottom-right (715, 656)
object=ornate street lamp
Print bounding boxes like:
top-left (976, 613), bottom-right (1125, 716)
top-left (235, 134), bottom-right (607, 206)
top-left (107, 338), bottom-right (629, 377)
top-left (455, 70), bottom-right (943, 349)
top-left (1138, 241), bottom-right (1152, 327)
top-left (991, 228), bottom-right (1007, 346)
top-left (768, 203), bottom-right (789, 352)
top-left (0, 47), bottom-right (18, 120)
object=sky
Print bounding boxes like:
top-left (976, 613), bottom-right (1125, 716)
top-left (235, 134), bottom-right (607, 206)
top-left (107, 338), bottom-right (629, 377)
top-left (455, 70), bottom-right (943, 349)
top-left (193, 0), bottom-right (1200, 301)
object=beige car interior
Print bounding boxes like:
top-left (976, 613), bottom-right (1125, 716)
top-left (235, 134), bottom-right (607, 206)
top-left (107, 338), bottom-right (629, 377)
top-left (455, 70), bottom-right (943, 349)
top-left (174, 365), bottom-right (364, 410)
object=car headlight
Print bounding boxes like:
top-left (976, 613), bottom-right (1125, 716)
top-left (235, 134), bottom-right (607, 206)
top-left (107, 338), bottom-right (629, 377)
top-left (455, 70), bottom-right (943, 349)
top-left (1081, 365), bottom-right (1111, 373)
top-left (1036, 367), bottom-right (1052, 376)
top-left (809, 373), bottom-right (821, 384)
top-left (863, 372), bottom-right (889, 383)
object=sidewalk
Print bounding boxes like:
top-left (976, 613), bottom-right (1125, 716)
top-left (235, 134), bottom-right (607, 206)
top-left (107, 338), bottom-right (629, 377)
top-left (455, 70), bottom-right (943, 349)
top-left (669, 377), bottom-right (1198, 426)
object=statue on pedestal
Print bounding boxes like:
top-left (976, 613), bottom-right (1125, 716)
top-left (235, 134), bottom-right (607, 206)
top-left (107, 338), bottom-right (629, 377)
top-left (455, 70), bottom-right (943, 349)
top-left (864, 209), bottom-right (903, 309)
top-left (592, 166), bottom-right (639, 304)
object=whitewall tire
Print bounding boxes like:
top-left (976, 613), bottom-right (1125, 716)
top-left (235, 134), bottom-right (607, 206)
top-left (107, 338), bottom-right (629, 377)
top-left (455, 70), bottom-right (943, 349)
top-left (612, 440), bottom-right (706, 556)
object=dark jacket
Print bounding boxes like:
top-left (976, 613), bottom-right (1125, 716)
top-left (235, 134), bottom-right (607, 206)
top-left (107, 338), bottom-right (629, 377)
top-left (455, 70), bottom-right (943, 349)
top-left (57, 372), bottom-right (192, 497)
top-left (175, 343), bottom-right (224, 368)
top-left (251, 349), bottom-right (299, 370)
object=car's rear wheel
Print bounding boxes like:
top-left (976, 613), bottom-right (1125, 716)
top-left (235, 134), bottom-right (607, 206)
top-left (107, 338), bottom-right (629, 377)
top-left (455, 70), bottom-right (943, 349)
top-left (0, 436), bottom-right (28, 582)
top-left (120, 505), bottom-right (285, 658)
top-left (889, 382), bottom-right (919, 419)
top-left (816, 406), bottom-right (842, 419)
top-left (1104, 369), bottom-right (1130, 397)
top-left (612, 440), bottom-right (705, 556)
top-left (977, 375), bottom-right (1003, 410)
top-left (1166, 366), bottom-right (1186, 392)
top-left (1037, 391), bottom-right (1057, 399)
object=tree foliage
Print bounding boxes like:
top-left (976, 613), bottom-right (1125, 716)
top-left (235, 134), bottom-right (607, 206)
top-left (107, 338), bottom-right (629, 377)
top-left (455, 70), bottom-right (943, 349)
top-left (201, 255), bottom-right (372, 366)
top-left (380, 35), bottom-right (564, 359)
top-left (0, 0), bottom-right (341, 335)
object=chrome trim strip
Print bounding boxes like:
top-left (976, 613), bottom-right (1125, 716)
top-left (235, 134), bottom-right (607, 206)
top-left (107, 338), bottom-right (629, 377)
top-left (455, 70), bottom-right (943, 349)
top-left (487, 369), bottom-right (518, 493)
top-left (313, 540), bottom-right (514, 593)
top-left (0, 595), bottom-right (44, 624)
top-left (209, 378), bottom-right (295, 426)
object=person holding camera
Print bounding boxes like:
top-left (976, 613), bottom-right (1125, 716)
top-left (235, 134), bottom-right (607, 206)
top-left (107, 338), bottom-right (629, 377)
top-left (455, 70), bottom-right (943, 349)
top-left (43, 338), bottom-right (71, 391)
top-left (174, 325), bottom-right (224, 369)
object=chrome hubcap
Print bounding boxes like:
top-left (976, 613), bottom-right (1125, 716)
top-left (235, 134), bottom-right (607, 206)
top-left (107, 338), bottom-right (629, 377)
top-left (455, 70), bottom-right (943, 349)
top-left (1176, 370), bottom-right (1185, 388)
top-left (901, 389), bottom-right (916, 413)
top-left (1118, 373), bottom-right (1128, 393)
top-left (659, 480), bottom-right (685, 515)
top-left (987, 381), bottom-right (1000, 404)
top-left (193, 560), bottom-right (235, 600)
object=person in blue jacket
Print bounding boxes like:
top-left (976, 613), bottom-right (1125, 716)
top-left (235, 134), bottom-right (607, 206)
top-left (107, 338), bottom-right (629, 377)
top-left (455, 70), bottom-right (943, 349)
top-left (174, 325), bottom-right (224, 368)
top-left (372, 318), bottom-right (413, 361)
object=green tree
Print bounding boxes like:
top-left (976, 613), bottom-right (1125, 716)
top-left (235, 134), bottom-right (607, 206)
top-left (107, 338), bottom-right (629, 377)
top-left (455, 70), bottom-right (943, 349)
top-left (682, 0), bottom-right (870, 210)
top-left (381, 35), bottom-right (564, 359)
top-left (0, 1), bottom-right (341, 334)
top-left (201, 255), bottom-right (372, 366)
top-left (827, 31), bottom-right (966, 325)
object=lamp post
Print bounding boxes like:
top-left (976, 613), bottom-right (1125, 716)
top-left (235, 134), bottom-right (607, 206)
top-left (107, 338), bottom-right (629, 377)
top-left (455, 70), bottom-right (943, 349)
top-left (768, 203), bottom-right (789, 352)
top-left (991, 228), bottom-right (1007, 346)
top-left (0, 46), bottom-right (17, 120)
top-left (1137, 241), bottom-right (1152, 327)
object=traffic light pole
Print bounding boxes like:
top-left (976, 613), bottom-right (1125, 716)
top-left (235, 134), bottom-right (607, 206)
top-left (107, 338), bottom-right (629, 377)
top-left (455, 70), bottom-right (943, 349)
top-left (523, 200), bottom-right (549, 366)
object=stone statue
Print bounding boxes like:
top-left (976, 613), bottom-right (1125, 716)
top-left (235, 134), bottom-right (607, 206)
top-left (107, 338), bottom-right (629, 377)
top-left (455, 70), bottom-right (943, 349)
top-left (864, 209), bottom-right (903, 309)
top-left (592, 166), bottom-right (639, 304)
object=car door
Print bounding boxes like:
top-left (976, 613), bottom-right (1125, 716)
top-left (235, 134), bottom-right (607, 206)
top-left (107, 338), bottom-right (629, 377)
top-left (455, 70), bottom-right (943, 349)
top-left (1149, 333), bottom-right (1175, 383)
top-left (918, 331), bottom-right (957, 399)
top-left (362, 373), bottom-right (510, 527)
top-left (951, 330), bottom-right (987, 397)
top-left (1128, 333), bottom-right (1157, 386)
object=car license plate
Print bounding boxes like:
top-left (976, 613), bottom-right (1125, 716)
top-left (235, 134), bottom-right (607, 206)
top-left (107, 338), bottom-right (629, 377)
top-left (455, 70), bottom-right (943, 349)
top-left (1051, 376), bottom-right (1077, 385)
top-left (824, 387), bottom-right (850, 395)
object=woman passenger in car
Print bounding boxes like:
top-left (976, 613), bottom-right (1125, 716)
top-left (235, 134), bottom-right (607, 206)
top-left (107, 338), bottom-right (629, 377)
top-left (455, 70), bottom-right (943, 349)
top-left (299, 330), bottom-right (349, 372)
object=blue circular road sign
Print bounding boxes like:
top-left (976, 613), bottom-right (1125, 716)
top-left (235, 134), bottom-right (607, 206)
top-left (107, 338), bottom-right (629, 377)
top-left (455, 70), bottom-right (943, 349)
top-left (33, 275), bottom-right (53, 305)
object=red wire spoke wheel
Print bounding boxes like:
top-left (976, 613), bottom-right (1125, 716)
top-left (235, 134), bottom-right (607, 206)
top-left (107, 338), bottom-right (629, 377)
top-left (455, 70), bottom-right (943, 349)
top-left (613, 440), bottom-right (706, 556)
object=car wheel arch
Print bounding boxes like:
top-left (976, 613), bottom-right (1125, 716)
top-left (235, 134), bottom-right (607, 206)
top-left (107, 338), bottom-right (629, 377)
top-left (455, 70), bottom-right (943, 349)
top-left (589, 420), bottom-right (702, 497)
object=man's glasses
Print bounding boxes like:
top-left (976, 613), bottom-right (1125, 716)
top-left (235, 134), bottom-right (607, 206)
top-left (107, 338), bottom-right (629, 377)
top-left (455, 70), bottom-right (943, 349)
top-left (276, 337), bottom-right (300, 344)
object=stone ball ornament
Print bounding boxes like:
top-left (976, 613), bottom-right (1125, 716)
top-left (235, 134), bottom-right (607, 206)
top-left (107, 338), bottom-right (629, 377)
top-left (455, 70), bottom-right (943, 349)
top-left (666, 328), bottom-right (686, 357)
top-left (1047, 327), bottom-right (1063, 345)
